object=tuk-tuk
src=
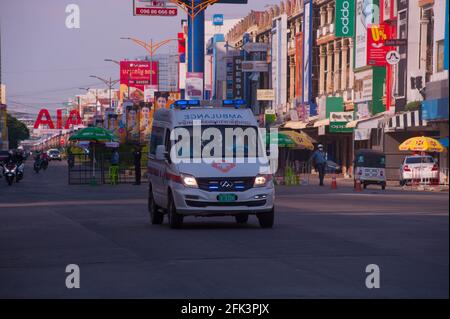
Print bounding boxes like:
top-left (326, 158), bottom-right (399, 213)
top-left (354, 149), bottom-right (386, 190)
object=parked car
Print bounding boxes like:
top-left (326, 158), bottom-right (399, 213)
top-left (47, 149), bottom-right (62, 161)
top-left (400, 155), bottom-right (439, 186)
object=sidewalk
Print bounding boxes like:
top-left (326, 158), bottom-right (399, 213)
top-left (276, 174), bottom-right (449, 193)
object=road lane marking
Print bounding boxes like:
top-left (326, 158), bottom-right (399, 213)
top-left (0, 199), bottom-right (146, 208)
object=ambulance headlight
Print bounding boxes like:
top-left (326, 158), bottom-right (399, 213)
top-left (254, 174), bottom-right (271, 187)
top-left (181, 173), bottom-right (198, 188)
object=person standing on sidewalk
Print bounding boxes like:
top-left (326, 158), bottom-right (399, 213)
top-left (310, 144), bottom-right (327, 186)
top-left (133, 146), bottom-right (142, 185)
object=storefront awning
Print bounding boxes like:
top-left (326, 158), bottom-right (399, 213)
top-left (284, 121), bottom-right (308, 130)
top-left (314, 119), bottom-right (330, 128)
top-left (346, 120), bottom-right (360, 128)
top-left (349, 112), bottom-right (390, 129)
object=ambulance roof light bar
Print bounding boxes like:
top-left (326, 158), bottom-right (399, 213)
top-left (174, 100), bottom-right (201, 110)
top-left (222, 99), bottom-right (247, 108)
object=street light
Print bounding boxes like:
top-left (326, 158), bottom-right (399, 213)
top-left (89, 75), bottom-right (120, 113)
top-left (120, 37), bottom-right (177, 88)
top-left (104, 58), bottom-right (120, 66)
top-left (104, 58), bottom-right (131, 99)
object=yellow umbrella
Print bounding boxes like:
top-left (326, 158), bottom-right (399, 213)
top-left (280, 130), bottom-right (315, 151)
top-left (399, 136), bottom-right (445, 153)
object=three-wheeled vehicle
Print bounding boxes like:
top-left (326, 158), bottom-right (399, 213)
top-left (354, 149), bottom-right (387, 190)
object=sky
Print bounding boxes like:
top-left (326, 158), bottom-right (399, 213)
top-left (0, 0), bottom-right (276, 114)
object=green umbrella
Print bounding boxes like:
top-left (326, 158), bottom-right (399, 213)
top-left (266, 132), bottom-right (296, 148)
top-left (69, 127), bottom-right (119, 183)
top-left (69, 127), bottom-right (118, 143)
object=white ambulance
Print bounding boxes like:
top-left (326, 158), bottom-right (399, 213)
top-left (147, 100), bottom-right (275, 229)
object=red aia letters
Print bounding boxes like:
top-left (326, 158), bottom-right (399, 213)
top-left (34, 109), bottom-right (82, 129)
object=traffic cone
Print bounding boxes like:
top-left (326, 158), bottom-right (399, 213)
top-left (331, 176), bottom-right (338, 190)
top-left (355, 178), bottom-right (362, 192)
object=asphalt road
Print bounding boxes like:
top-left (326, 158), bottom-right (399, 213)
top-left (0, 160), bottom-right (448, 298)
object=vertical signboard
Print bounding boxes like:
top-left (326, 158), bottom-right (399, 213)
top-left (302, 0), bottom-right (313, 105)
top-left (445, 0), bottom-right (449, 70)
top-left (186, 72), bottom-right (204, 100)
top-left (295, 33), bottom-right (303, 99)
top-left (335, 0), bottom-right (355, 37)
top-left (271, 14), bottom-right (288, 110)
top-left (367, 24), bottom-right (391, 66)
top-left (232, 57), bottom-right (243, 99)
top-left (355, 0), bottom-right (370, 68)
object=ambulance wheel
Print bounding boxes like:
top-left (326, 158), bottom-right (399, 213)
top-left (148, 185), bottom-right (164, 225)
top-left (257, 208), bottom-right (274, 229)
top-left (168, 193), bottom-right (183, 229)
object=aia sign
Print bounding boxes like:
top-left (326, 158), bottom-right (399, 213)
top-left (34, 109), bottom-right (82, 129)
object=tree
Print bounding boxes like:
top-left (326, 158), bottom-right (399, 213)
top-left (7, 113), bottom-right (30, 149)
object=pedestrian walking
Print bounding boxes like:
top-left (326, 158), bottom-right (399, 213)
top-left (133, 146), bottom-right (142, 185)
top-left (110, 149), bottom-right (120, 185)
top-left (309, 144), bottom-right (327, 186)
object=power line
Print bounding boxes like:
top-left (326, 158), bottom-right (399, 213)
top-left (7, 82), bottom-right (106, 98)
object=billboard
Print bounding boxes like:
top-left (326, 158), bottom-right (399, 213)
top-left (367, 24), bottom-right (391, 66)
top-left (335, 0), bottom-right (355, 37)
top-left (186, 72), bottom-right (204, 100)
top-left (120, 61), bottom-right (158, 102)
top-left (133, 0), bottom-right (178, 16)
top-left (272, 13), bottom-right (288, 110)
top-left (302, 1), bottom-right (313, 105)
top-left (33, 109), bottom-right (82, 130)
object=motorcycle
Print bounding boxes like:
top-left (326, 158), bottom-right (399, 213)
top-left (4, 162), bottom-right (17, 186)
top-left (16, 162), bottom-right (24, 182)
top-left (42, 158), bottom-right (49, 170)
top-left (34, 158), bottom-right (42, 173)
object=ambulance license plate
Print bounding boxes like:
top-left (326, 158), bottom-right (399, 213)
top-left (218, 194), bottom-right (237, 202)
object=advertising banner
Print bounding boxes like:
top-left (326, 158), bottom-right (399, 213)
top-left (139, 103), bottom-right (152, 144)
top-left (330, 112), bottom-right (354, 133)
top-left (367, 24), bottom-right (391, 66)
top-left (302, 1), bottom-right (313, 105)
top-left (186, 72), bottom-right (204, 100)
top-left (272, 13), bottom-right (288, 110)
top-left (295, 33), bottom-right (303, 99)
top-left (336, 0), bottom-right (355, 37)
top-left (126, 104), bottom-right (140, 144)
top-left (107, 114), bottom-right (119, 138)
top-left (133, 0), bottom-right (178, 16)
top-left (257, 89), bottom-right (275, 101)
top-left (120, 61), bottom-right (157, 102)
top-left (355, 0), bottom-right (369, 69)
